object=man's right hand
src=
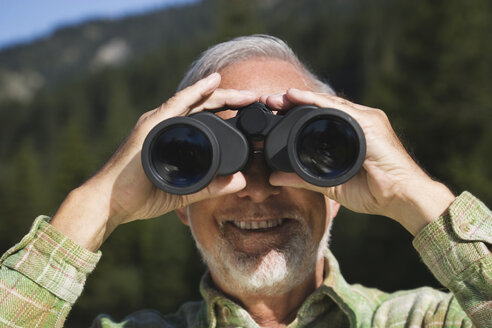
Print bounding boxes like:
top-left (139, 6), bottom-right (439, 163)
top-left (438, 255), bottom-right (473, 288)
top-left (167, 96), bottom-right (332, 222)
top-left (50, 73), bottom-right (255, 252)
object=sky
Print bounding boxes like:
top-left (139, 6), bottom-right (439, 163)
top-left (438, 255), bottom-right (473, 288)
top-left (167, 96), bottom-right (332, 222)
top-left (0, 0), bottom-right (198, 50)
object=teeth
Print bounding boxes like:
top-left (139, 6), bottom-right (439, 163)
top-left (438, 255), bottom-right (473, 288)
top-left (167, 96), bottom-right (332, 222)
top-left (231, 219), bottom-right (284, 230)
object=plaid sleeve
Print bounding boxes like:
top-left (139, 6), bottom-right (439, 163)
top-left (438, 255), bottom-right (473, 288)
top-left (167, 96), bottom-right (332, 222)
top-left (413, 191), bottom-right (492, 327)
top-left (0, 215), bottom-right (101, 328)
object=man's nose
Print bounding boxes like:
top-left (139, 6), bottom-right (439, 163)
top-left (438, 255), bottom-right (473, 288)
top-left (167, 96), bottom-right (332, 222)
top-left (235, 152), bottom-right (281, 202)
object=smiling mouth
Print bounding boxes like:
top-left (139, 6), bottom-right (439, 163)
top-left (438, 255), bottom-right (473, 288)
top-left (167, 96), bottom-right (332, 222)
top-left (220, 218), bottom-right (290, 233)
top-left (219, 218), bottom-right (300, 254)
top-left (230, 218), bottom-right (284, 230)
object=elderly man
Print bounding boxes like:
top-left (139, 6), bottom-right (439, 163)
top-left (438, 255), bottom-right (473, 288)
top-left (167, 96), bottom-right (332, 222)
top-left (0, 35), bottom-right (490, 328)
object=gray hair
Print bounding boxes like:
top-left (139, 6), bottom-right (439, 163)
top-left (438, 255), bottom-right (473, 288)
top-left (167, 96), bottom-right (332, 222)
top-left (177, 34), bottom-right (335, 94)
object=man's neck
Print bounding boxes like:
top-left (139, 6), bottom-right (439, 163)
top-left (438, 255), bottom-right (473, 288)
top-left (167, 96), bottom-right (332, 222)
top-left (213, 258), bottom-right (326, 328)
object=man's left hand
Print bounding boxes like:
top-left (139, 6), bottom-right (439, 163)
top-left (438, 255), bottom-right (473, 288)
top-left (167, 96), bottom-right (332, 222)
top-left (263, 89), bottom-right (455, 236)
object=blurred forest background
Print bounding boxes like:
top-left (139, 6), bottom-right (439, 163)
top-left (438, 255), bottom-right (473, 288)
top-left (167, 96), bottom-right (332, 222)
top-left (0, 0), bottom-right (491, 326)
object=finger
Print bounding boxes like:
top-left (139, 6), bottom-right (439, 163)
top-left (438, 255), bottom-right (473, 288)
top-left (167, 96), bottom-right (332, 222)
top-left (258, 95), bottom-right (269, 104)
top-left (184, 173), bottom-right (247, 205)
top-left (205, 173), bottom-right (247, 196)
top-left (284, 88), bottom-right (369, 118)
top-left (263, 93), bottom-right (296, 111)
top-left (156, 72), bottom-right (222, 118)
top-left (189, 89), bottom-right (257, 114)
top-left (132, 74), bottom-right (223, 147)
top-left (270, 171), bottom-right (341, 201)
top-left (269, 171), bottom-right (325, 193)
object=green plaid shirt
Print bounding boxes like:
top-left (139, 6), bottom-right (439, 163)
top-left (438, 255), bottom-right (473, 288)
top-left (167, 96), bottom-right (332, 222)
top-left (0, 192), bottom-right (490, 327)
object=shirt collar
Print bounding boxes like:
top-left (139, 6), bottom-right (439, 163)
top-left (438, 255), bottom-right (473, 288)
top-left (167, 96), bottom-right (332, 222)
top-left (198, 248), bottom-right (357, 328)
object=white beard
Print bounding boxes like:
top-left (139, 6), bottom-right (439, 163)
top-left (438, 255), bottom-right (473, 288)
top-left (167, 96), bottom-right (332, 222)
top-left (192, 218), bottom-right (332, 296)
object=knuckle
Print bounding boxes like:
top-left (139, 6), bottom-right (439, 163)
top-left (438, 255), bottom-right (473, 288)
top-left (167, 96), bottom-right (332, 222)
top-left (163, 95), bottom-right (178, 108)
top-left (371, 108), bottom-right (389, 122)
top-left (166, 194), bottom-right (187, 211)
top-left (136, 112), bottom-right (149, 127)
top-left (135, 110), bottom-right (156, 127)
top-left (175, 196), bottom-right (187, 210)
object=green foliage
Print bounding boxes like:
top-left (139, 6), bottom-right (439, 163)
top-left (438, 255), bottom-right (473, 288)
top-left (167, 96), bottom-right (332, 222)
top-left (361, 0), bottom-right (492, 202)
top-left (216, 0), bottom-right (265, 39)
top-left (0, 140), bottom-right (49, 247)
top-left (0, 1), bottom-right (490, 327)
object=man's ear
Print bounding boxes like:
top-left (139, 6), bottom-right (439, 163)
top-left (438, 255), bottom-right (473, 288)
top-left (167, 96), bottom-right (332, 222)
top-left (175, 207), bottom-right (190, 226)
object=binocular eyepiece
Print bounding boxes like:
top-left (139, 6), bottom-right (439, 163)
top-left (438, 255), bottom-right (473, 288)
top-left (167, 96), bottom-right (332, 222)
top-left (142, 102), bottom-right (366, 195)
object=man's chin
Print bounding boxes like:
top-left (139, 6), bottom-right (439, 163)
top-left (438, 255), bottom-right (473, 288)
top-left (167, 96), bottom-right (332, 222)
top-left (216, 248), bottom-right (301, 296)
top-left (195, 222), bottom-right (321, 296)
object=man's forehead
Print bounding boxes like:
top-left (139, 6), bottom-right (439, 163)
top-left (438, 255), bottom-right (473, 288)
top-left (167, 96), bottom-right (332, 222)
top-left (218, 57), bottom-right (312, 96)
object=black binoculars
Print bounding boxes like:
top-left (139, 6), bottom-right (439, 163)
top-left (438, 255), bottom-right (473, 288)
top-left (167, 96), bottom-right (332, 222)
top-left (142, 102), bottom-right (366, 195)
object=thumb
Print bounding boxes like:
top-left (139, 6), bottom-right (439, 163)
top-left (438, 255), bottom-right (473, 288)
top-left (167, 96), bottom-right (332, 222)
top-left (269, 171), bottom-right (304, 187)
top-left (184, 173), bottom-right (247, 205)
top-left (270, 171), bottom-right (337, 199)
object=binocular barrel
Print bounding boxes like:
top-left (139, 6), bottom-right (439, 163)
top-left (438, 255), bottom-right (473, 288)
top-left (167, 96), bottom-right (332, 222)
top-left (142, 102), bottom-right (366, 195)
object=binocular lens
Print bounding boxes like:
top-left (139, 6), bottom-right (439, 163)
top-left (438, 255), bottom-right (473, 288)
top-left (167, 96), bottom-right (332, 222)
top-left (142, 103), bottom-right (365, 194)
top-left (150, 125), bottom-right (213, 187)
top-left (296, 118), bottom-right (358, 179)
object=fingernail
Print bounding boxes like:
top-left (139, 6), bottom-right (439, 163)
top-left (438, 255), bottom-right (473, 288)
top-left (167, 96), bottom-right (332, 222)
top-left (206, 72), bottom-right (220, 81)
top-left (203, 72), bottom-right (220, 87)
